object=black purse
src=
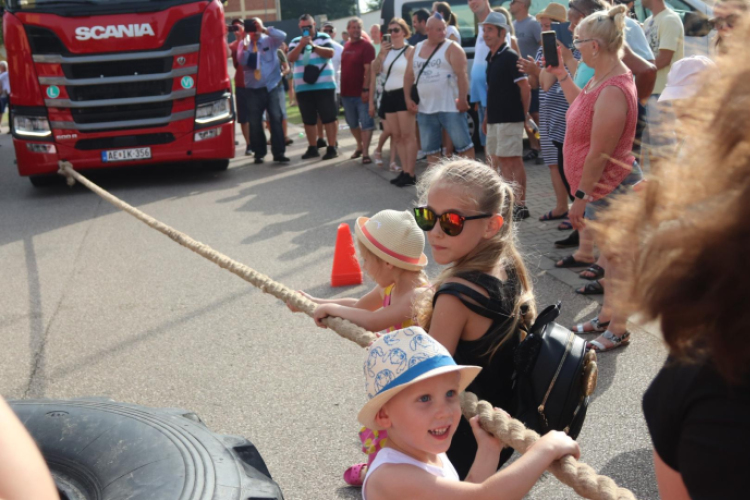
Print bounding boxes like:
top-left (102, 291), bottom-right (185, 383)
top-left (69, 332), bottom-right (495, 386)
top-left (511, 302), bottom-right (598, 439)
top-left (410, 42), bottom-right (443, 105)
top-left (303, 62), bottom-right (325, 85)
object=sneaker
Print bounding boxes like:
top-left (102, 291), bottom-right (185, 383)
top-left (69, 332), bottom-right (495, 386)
top-left (513, 205), bottom-right (530, 221)
top-left (395, 173), bottom-right (417, 187)
top-left (316, 138), bottom-right (328, 149)
top-left (322, 145), bottom-right (339, 160)
top-left (302, 146), bottom-right (320, 159)
top-left (254, 157), bottom-right (265, 164)
top-left (274, 156), bottom-right (290, 163)
top-left (416, 149), bottom-right (427, 161)
top-left (245, 146), bottom-right (253, 156)
top-left (390, 171), bottom-right (406, 185)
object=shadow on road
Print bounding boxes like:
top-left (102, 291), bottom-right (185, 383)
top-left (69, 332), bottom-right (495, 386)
top-left (599, 448), bottom-right (658, 500)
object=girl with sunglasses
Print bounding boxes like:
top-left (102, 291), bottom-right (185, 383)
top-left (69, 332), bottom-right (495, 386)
top-left (287, 209), bottom-right (429, 487)
top-left (412, 159), bottom-right (536, 478)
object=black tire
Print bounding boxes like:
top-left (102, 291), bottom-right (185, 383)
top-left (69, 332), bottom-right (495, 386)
top-left (10, 398), bottom-right (283, 500)
top-left (30, 174), bottom-right (65, 187)
top-left (204, 159), bottom-right (230, 171)
top-left (467, 107), bottom-right (483, 153)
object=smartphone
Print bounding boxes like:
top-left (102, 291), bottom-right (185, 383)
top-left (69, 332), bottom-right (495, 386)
top-left (382, 33), bottom-right (391, 44)
top-left (227, 24), bottom-right (240, 33)
top-left (302, 28), bottom-right (310, 37)
top-left (542, 31), bottom-right (559, 68)
top-left (244, 19), bottom-right (257, 33)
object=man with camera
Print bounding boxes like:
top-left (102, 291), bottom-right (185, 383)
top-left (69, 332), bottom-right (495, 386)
top-left (237, 18), bottom-right (289, 164)
top-left (287, 14), bottom-right (339, 161)
top-left (228, 19), bottom-right (251, 155)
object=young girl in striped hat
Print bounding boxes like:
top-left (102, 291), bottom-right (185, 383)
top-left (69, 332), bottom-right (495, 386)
top-left (287, 208), bottom-right (429, 485)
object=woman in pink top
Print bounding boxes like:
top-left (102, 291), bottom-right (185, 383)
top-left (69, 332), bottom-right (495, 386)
top-left (547, 4), bottom-right (643, 352)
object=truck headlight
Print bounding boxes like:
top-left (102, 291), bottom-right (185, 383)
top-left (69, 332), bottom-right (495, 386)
top-left (14, 116), bottom-right (52, 137)
top-left (195, 95), bottom-right (231, 125)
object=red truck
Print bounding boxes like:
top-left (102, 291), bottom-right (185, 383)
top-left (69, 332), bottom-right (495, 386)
top-left (3, 0), bottom-right (235, 186)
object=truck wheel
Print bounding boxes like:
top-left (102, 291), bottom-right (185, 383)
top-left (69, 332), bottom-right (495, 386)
top-left (204, 159), bottom-right (230, 171)
top-left (10, 398), bottom-right (283, 500)
top-left (30, 174), bottom-right (64, 187)
top-left (467, 107), bottom-right (483, 153)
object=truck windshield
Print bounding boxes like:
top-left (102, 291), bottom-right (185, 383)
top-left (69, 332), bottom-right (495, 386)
top-left (6, 0), bottom-right (203, 15)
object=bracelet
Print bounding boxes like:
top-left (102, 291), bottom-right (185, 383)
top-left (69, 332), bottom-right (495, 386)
top-left (559, 72), bottom-right (570, 83)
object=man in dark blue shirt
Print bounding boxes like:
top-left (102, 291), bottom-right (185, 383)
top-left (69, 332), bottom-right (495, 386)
top-left (408, 9), bottom-right (429, 45)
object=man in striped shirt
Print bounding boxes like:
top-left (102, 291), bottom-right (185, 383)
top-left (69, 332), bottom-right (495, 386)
top-left (288, 14), bottom-right (339, 160)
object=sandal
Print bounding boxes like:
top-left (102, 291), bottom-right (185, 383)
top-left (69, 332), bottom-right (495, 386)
top-left (523, 149), bottom-right (539, 161)
top-left (539, 210), bottom-right (568, 222)
top-left (343, 463), bottom-right (367, 487)
top-left (558, 220), bottom-right (573, 231)
top-left (555, 255), bottom-right (594, 269)
top-left (351, 149), bottom-right (363, 159)
top-left (580, 264), bottom-right (605, 281)
top-left (576, 279), bottom-right (604, 295)
top-left (389, 162), bottom-right (402, 172)
top-left (373, 150), bottom-right (383, 166)
top-left (587, 330), bottom-right (631, 353)
top-left (362, 155), bottom-right (373, 165)
top-left (571, 316), bottom-right (610, 334)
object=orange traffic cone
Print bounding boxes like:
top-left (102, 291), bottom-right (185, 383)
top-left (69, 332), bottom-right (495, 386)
top-left (331, 223), bottom-right (363, 287)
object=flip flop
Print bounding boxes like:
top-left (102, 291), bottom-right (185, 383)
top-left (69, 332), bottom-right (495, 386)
top-left (539, 210), bottom-right (569, 221)
top-left (580, 264), bottom-right (605, 281)
top-left (351, 150), bottom-right (363, 159)
top-left (555, 255), bottom-right (595, 269)
top-left (343, 463), bottom-right (367, 487)
top-left (558, 220), bottom-right (573, 230)
top-left (362, 155), bottom-right (373, 165)
top-left (576, 280), bottom-right (604, 295)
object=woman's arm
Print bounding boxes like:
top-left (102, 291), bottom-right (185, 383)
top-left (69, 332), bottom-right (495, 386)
top-left (568, 85), bottom-right (628, 230)
top-left (621, 44), bottom-right (657, 102)
top-left (653, 449), bottom-right (691, 500)
top-left (0, 398), bottom-right (58, 500)
top-left (545, 46), bottom-right (581, 104)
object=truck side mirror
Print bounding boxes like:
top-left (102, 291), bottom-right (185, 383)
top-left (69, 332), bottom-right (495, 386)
top-left (684, 11), bottom-right (712, 37)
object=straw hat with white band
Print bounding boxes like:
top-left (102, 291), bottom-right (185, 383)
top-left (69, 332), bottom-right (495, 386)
top-left (536, 3), bottom-right (567, 22)
top-left (355, 209), bottom-right (428, 272)
top-left (358, 327), bottom-right (481, 430)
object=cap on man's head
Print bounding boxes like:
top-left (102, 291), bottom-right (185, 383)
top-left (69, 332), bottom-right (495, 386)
top-left (323, 22), bottom-right (335, 29)
top-left (479, 11), bottom-right (510, 31)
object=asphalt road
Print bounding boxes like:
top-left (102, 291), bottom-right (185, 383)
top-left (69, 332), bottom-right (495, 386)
top-left (0, 124), bottom-right (665, 499)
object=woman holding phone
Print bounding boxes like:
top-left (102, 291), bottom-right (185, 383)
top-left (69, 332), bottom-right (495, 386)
top-left (369, 18), bottom-right (418, 187)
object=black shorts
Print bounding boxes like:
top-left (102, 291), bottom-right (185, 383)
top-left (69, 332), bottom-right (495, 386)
top-left (530, 88), bottom-right (540, 114)
top-left (235, 87), bottom-right (249, 124)
top-left (380, 88), bottom-right (407, 115)
top-left (296, 88), bottom-right (338, 126)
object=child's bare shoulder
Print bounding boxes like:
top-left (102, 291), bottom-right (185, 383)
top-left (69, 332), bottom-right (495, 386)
top-left (366, 463), bottom-right (442, 499)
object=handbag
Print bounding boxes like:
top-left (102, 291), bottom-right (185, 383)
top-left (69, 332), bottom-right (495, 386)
top-left (410, 42), bottom-right (443, 105)
top-left (511, 302), bottom-right (598, 439)
top-left (303, 62), bottom-right (325, 84)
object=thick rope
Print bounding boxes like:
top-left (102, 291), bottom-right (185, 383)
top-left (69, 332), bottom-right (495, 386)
top-left (58, 162), bottom-right (636, 500)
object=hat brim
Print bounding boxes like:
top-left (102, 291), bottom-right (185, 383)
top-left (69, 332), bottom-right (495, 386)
top-left (536, 13), bottom-right (566, 22)
top-left (357, 364), bottom-right (482, 430)
top-left (355, 217), bottom-right (428, 271)
top-left (659, 85), bottom-right (693, 102)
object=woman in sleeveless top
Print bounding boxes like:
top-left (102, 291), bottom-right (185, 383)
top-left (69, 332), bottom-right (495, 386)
top-left (547, 4), bottom-right (642, 352)
top-left (369, 18), bottom-right (418, 186)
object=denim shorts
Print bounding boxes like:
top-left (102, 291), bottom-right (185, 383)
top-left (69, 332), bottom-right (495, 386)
top-left (584, 162), bottom-right (644, 220)
top-left (417, 111), bottom-right (474, 155)
top-left (342, 96), bottom-right (374, 131)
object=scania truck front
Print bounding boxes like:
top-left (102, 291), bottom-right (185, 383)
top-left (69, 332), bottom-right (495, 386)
top-left (3, 0), bottom-right (235, 186)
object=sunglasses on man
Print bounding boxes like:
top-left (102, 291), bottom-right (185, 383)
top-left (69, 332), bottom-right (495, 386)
top-left (414, 207), bottom-right (494, 236)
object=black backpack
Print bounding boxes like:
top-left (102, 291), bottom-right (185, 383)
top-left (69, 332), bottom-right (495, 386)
top-left (512, 302), bottom-right (598, 439)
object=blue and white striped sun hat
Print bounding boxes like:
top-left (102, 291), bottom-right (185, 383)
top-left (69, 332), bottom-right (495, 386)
top-left (358, 327), bottom-right (481, 429)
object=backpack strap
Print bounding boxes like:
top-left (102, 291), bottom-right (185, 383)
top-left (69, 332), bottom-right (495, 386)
top-left (432, 282), bottom-right (511, 323)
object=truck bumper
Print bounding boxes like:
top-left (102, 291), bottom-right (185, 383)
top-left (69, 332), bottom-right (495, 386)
top-left (15, 120), bottom-right (235, 177)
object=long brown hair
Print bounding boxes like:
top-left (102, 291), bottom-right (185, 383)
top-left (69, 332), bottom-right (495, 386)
top-left (433, 2), bottom-right (458, 26)
top-left (592, 19), bottom-right (750, 384)
top-left (415, 160), bottom-right (536, 359)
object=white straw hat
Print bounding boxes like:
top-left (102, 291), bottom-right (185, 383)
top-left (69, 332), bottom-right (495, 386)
top-left (354, 209), bottom-right (428, 272)
top-left (659, 56), bottom-right (715, 102)
top-left (358, 327), bottom-right (481, 430)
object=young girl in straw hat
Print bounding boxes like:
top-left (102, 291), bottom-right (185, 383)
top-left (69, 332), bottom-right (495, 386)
top-left (359, 327), bottom-right (579, 500)
top-left (288, 208), bottom-right (429, 485)
top-left (412, 159), bottom-right (536, 477)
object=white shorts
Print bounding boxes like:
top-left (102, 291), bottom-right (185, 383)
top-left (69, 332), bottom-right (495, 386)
top-left (486, 122), bottom-right (524, 158)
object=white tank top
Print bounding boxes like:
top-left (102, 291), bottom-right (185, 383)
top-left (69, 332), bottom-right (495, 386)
top-left (382, 46), bottom-right (409, 92)
top-left (413, 40), bottom-right (458, 114)
top-left (446, 25), bottom-right (462, 45)
top-left (362, 448), bottom-right (459, 500)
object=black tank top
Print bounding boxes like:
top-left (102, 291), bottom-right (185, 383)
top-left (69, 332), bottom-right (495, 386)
top-left (432, 271), bottom-right (522, 477)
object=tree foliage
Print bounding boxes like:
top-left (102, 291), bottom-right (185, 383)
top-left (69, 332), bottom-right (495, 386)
top-left (281, 0), bottom-right (356, 21)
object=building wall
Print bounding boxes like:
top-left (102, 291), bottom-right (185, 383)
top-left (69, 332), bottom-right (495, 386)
top-left (224, 0), bottom-right (280, 22)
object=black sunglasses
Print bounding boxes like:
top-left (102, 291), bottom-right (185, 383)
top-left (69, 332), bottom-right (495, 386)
top-left (388, 28), bottom-right (401, 33)
top-left (414, 207), bottom-right (493, 236)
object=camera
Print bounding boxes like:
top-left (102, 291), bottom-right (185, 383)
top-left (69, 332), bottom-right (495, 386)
top-left (227, 24), bottom-right (240, 33)
top-left (383, 34), bottom-right (391, 44)
top-left (302, 28), bottom-right (310, 37)
top-left (244, 19), bottom-right (258, 33)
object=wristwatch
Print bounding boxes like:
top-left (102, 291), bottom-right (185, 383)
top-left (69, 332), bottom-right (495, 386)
top-left (574, 189), bottom-right (594, 202)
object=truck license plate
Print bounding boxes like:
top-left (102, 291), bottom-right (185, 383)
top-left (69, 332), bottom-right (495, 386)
top-left (101, 147), bottom-right (152, 162)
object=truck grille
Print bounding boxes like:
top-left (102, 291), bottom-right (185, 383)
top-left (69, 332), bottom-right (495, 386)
top-left (67, 80), bottom-right (173, 102)
top-left (71, 102), bottom-right (173, 125)
top-left (75, 133), bottom-right (175, 150)
top-left (63, 57), bottom-right (171, 80)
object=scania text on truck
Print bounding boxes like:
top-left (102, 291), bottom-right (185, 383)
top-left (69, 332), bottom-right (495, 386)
top-left (3, 0), bottom-right (236, 186)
